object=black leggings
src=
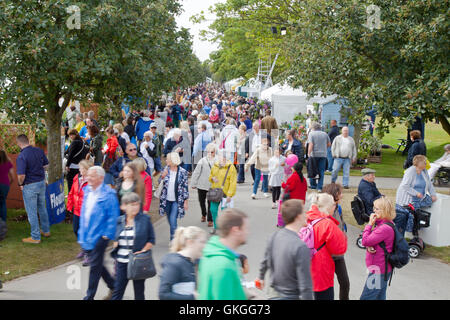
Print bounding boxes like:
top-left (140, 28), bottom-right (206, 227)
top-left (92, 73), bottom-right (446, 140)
top-left (73, 214), bottom-right (80, 238)
top-left (66, 168), bottom-right (79, 193)
top-left (272, 186), bottom-right (281, 203)
top-left (334, 257), bottom-right (350, 300)
top-left (198, 189), bottom-right (213, 222)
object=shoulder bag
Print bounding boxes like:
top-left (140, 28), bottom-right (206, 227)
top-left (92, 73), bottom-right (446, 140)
top-left (154, 177), bottom-right (164, 199)
top-left (126, 226), bottom-right (157, 280)
top-left (206, 165), bottom-right (231, 202)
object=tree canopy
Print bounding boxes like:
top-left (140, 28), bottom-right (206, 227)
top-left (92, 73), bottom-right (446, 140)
top-left (198, 0), bottom-right (450, 136)
top-left (0, 0), bottom-right (206, 182)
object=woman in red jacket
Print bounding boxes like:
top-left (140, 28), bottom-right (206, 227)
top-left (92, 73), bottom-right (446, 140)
top-left (104, 127), bottom-right (119, 158)
top-left (67, 160), bottom-right (93, 263)
top-left (103, 127), bottom-right (119, 185)
top-left (132, 158), bottom-right (153, 214)
top-left (306, 193), bottom-right (347, 300)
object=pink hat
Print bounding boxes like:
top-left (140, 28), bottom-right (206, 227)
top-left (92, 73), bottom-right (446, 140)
top-left (285, 154), bottom-right (299, 167)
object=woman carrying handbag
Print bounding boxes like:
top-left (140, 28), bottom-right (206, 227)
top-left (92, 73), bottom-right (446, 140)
top-left (207, 149), bottom-right (237, 234)
top-left (111, 192), bottom-right (156, 300)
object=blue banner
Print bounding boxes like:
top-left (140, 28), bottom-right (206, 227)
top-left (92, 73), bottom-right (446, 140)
top-left (45, 178), bottom-right (66, 225)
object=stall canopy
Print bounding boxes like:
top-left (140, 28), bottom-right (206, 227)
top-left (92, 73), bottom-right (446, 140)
top-left (235, 78), bottom-right (261, 98)
top-left (224, 77), bottom-right (244, 92)
top-left (260, 83), bottom-right (286, 102)
top-left (262, 83), bottom-right (337, 124)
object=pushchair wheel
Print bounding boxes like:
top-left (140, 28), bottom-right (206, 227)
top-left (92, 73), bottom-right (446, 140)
top-left (409, 244), bottom-right (421, 258)
top-left (356, 236), bottom-right (365, 249)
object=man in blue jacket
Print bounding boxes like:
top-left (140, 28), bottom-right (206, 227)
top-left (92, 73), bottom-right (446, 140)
top-left (79, 166), bottom-right (120, 300)
top-left (357, 168), bottom-right (382, 215)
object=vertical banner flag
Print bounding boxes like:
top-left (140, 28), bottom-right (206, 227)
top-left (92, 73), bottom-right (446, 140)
top-left (46, 178), bottom-right (66, 225)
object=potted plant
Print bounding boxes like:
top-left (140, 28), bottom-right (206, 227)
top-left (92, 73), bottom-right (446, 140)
top-left (357, 131), bottom-right (371, 164)
top-left (367, 135), bottom-right (382, 163)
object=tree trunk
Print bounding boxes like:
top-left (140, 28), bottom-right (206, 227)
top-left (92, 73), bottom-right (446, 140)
top-left (438, 115), bottom-right (450, 136)
top-left (353, 121), bottom-right (363, 158)
top-left (45, 105), bottom-right (63, 184)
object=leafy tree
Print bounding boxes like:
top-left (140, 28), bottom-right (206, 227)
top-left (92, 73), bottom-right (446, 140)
top-left (201, 0), bottom-right (450, 140)
top-left (193, 2), bottom-right (288, 83)
top-left (0, 0), bottom-right (202, 183)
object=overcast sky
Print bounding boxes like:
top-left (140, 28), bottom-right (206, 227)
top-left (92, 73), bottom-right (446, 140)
top-left (177, 0), bottom-right (224, 62)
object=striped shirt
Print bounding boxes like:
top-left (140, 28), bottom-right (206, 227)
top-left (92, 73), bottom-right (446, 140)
top-left (117, 226), bottom-right (135, 263)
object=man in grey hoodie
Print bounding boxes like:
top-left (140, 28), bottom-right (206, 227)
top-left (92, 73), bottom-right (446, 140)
top-left (257, 199), bottom-right (314, 300)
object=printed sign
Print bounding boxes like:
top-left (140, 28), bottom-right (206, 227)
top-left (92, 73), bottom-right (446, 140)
top-left (46, 178), bottom-right (66, 225)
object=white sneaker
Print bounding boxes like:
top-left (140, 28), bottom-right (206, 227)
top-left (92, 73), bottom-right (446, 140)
top-left (264, 193), bottom-right (270, 198)
top-left (272, 203), bottom-right (277, 209)
top-left (251, 194), bottom-right (256, 199)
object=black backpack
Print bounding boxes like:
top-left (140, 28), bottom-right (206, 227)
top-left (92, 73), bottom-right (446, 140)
top-left (379, 222), bottom-right (410, 284)
top-left (0, 219), bottom-right (7, 241)
top-left (351, 195), bottom-right (370, 225)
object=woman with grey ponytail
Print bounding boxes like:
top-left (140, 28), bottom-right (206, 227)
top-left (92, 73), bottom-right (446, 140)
top-left (159, 226), bottom-right (207, 300)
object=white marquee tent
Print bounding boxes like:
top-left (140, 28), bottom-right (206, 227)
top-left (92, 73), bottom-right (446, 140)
top-left (260, 83), bottom-right (286, 102)
top-left (261, 84), bottom-right (337, 124)
top-left (224, 77), bottom-right (244, 92)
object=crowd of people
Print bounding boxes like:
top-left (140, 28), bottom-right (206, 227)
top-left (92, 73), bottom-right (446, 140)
top-left (0, 83), bottom-right (447, 299)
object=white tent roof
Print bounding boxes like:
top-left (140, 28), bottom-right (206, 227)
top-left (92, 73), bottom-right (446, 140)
top-left (260, 83), bottom-right (286, 102)
top-left (261, 83), bottom-right (337, 104)
top-left (224, 77), bottom-right (244, 91)
top-left (266, 83), bottom-right (337, 124)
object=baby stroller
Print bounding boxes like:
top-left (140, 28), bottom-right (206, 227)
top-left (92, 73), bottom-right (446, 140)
top-left (402, 204), bottom-right (431, 258)
top-left (351, 195), bottom-right (370, 249)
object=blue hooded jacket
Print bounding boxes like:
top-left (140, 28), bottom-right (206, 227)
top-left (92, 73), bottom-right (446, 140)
top-left (136, 117), bottom-right (153, 141)
top-left (78, 183), bottom-right (120, 251)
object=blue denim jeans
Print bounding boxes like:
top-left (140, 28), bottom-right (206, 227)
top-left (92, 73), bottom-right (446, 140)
top-left (0, 184), bottom-right (10, 222)
top-left (111, 261), bottom-right (145, 300)
top-left (253, 169), bottom-right (268, 195)
top-left (360, 272), bottom-right (391, 300)
top-left (238, 164), bottom-right (245, 182)
top-left (22, 180), bottom-right (50, 240)
top-left (154, 157), bottom-right (162, 173)
top-left (182, 163), bottom-right (192, 173)
top-left (165, 201), bottom-right (179, 240)
top-left (331, 158), bottom-right (351, 187)
top-left (84, 237), bottom-right (115, 300)
top-left (309, 157), bottom-right (327, 191)
top-left (326, 147), bottom-right (334, 171)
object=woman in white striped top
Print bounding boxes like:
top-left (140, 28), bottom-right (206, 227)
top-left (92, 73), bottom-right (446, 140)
top-left (111, 192), bottom-right (155, 300)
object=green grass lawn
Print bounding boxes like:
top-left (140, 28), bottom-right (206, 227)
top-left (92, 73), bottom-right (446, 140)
top-left (1, 177), bottom-right (163, 283)
top-left (349, 122), bottom-right (450, 178)
top-left (0, 208), bottom-right (80, 282)
top-left (340, 188), bottom-right (450, 264)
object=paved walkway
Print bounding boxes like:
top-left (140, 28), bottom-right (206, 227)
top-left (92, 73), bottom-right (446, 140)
top-left (1, 172), bottom-right (449, 300)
